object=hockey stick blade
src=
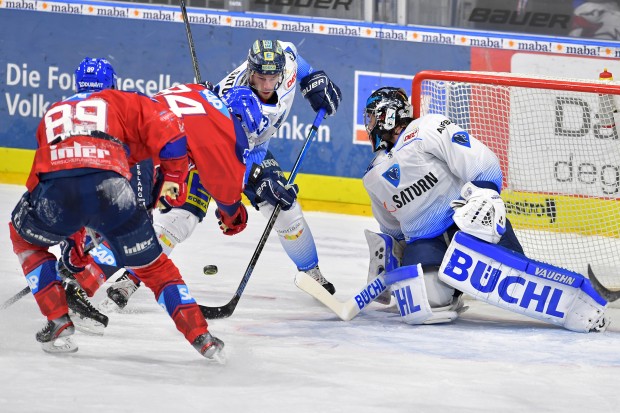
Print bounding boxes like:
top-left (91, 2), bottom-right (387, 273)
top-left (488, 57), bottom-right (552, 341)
top-left (587, 264), bottom-right (620, 303)
top-left (200, 296), bottom-right (239, 319)
top-left (1, 286), bottom-right (30, 310)
top-left (294, 271), bottom-right (389, 321)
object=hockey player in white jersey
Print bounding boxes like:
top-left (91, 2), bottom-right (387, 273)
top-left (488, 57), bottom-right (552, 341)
top-left (360, 87), bottom-right (608, 332)
top-left (214, 39), bottom-right (341, 293)
top-left (100, 39), bottom-right (341, 311)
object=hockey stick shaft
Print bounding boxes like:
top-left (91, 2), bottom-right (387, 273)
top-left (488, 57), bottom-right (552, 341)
top-left (0, 286), bottom-right (30, 310)
top-left (1, 240), bottom-right (100, 310)
top-left (200, 108), bottom-right (327, 319)
top-left (295, 271), bottom-right (389, 321)
top-left (180, 0), bottom-right (202, 83)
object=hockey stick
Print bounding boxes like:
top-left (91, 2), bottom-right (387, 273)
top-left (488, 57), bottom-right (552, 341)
top-left (294, 270), bottom-right (389, 321)
top-left (1, 240), bottom-right (100, 311)
top-left (0, 286), bottom-right (30, 310)
top-left (587, 264), bottom-right (620, 303)
top-left (179, 0), bottom-right (202, 83)
top-left (200, 108), bottom-right (327, 319)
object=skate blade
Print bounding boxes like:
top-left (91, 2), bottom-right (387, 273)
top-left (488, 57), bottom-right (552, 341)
top-left (41, 336), bottom-right (78, 354)
top-left (98, 298), bottom-right (122, 313)
top-left (72, 318), bottom-right (106, 336)
top-left (208, 347), bottom-right (227, 365)
top-left (375, 290), bottom-right (392, 306)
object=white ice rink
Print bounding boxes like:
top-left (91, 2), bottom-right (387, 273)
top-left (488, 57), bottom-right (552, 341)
top-left (0, 182), bottom-right (619, 412)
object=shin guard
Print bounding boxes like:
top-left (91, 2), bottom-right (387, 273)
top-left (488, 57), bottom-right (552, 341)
top-left (157, 283), bottom-right (208, 343)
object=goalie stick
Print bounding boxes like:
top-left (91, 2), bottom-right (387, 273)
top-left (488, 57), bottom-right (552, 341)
top-left (200, 108), bottom-right (327, 319)
top-left (587, 264), bottom-right (620, 303)
top-left (294, 270), bottom-right (388, 321)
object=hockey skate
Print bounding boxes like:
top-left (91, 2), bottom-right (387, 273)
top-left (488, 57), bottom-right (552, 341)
top-left (98, 271), bottom-right (141, 312)
top-left (64, 281), bottom-right (109, 336)
top-left (590, 313), bottom-right (610, 332)
top-left (192, 332), bottom-right (226, 363)
top-left (36, 314), bottom-right (78, 353)
top-left (305, 265), bottom-right (336, 295)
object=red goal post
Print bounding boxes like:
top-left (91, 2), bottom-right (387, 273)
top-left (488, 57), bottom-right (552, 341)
top-left (412, 70), bottom-right (620, 288)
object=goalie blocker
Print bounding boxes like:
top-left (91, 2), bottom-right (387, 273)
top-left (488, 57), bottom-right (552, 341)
top-left (437, 231), bottom-right (609, 333)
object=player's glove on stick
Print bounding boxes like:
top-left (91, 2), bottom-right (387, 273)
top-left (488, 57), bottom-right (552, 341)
top-left (156, 172), bottom-right (188, 211)
top-left (300, 70), bottom-right (342, 117)
top-left (249, 163), bottom-right (298, 211)
top-left (157, 136), bottom-right (189, 210)
top-left (215, 202), bottom-right (248, 236)
top-left (59, 228), bottom-right (92, 274)
top-left (450, 182), bottom-right (506, 244)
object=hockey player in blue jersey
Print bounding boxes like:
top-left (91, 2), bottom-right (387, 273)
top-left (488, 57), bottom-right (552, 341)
top-left (100, 39), bottom-right (342, 311)
top-left (358, 87), bottom-right (608, 332)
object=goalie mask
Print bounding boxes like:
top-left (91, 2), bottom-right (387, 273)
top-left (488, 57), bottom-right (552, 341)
top-left (75, 57), bottom-right (117, 93)
top-left (247, 39), bottom-right (286, 91)
top-left (364, 87), bottom-right (413, 152)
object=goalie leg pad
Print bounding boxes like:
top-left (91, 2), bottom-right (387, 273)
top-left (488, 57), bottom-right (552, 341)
top-left (385, 265), bottom-right (459, 325)
top-left (364, 230), bottom-right (403, 305)
top-left (439, 231), bottom-right (608, 333)
top-left (153, 208), bottom-right (199, 256)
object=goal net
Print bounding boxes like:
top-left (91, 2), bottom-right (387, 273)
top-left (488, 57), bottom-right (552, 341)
top-left (412, 70), bottom-right (620, 288)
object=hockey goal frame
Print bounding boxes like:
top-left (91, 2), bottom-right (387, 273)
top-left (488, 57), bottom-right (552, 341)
top-left (411, 70), bottom-right (620, 288)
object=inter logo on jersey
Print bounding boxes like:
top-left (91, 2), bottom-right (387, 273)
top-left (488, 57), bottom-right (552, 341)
top-left (382, 164), bottom-right (400, 187)
top-left (451, 131), bottom-right (471, 147)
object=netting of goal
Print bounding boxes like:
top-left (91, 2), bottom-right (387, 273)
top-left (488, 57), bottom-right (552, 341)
top-left (412, 70), bottom-right (620, 288)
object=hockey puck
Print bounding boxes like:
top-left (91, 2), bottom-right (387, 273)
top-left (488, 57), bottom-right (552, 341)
top-left (203, 265), bottom-right (218, 275)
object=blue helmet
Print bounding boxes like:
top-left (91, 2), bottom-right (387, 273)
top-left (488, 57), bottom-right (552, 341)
top-left (247, 40), bottom-right (286, 76)
top-left (364, 87), bottom-right (413, 152)
top-left (75, 57), bottom-right (117, 92)
top-left (222, 86), bottom-right (263, 141)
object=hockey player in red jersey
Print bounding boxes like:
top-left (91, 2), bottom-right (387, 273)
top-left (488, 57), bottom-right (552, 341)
top-left (97, 83), bottom-right (264, 312)
top-left (8, 57), bottom-right (230, 359)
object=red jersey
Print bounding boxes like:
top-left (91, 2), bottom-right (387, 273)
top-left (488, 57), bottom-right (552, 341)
top-left (153, 83), bottom-right (249, 205)
top-left (27, 89), bottom-right (186, 191)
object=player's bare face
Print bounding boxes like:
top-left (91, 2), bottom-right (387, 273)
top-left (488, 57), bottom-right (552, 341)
top-left (250, 72), bottom-right (280, 100)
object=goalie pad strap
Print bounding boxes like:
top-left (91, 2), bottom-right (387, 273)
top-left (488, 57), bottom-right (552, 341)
top-left (438, 231), bottom-right (607, 332)
top-left (365, 230), bottom-right (403, 305)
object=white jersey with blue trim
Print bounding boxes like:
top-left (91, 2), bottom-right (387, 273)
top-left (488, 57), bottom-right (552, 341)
top-left (362, 114), bottom-right (503, 243)
top-left (215, 41), bottom-right (299, 152)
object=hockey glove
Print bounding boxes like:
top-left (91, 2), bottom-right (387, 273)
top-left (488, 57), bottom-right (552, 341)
top-left (300, 70), bottom-right (342, 117)
top-left (249, 163), bottom-right (298, 211)
top-left (59, 228), bottom-right (92, 274)
top-left (450, 182), bottom-right (506, 244)
top-left (156, 176), bottom-right (188, 211)
top-left (215, 202), bottom-right (248, 236)
top-left (157, 135), bottom-right (190, 211)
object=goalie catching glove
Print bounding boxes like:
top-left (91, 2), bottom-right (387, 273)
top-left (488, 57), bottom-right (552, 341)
top-left (249, 163), bottom-right (298, 211)
top-left (215, 202), bottom-right (248, 236)
top-left (450, 181), bottom-right (506, 244)
top-left (300, 70), bottom-right (342, 117)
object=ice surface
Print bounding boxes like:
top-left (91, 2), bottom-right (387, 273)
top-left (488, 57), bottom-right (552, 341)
top-left (0, 183), bottom-right (618, 412)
